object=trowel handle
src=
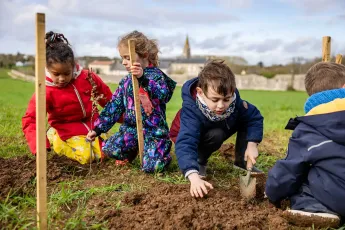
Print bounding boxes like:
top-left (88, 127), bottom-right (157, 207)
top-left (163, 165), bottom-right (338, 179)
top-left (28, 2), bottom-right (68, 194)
top-left (246, 158), bottom-right (253, 171)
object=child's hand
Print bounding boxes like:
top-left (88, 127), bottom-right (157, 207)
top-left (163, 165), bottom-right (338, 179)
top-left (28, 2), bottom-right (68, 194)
top-left (188, 173), bottom-right (214, 198)
top-left (130, 62), bottom-right (143, 78)
top-left (244, 142), bottom-right (259, 166)
top-left (86, 131), bottom-right (97, 142)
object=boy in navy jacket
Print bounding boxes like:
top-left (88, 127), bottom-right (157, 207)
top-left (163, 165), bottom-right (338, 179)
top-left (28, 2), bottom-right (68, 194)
top-left (266, 62), bottom-right (345, 227)
top-left (170, 60), bottom-right (263, 198)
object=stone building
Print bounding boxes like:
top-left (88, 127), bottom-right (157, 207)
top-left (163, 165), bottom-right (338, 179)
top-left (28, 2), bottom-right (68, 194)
top-left (168, 35), bottom-right (207, 76)
top-left (88, 60), bottom-right (115, 75)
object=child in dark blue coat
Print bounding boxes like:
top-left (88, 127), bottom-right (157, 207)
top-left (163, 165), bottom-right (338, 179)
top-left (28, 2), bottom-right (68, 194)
top-left (170, 60), bottom-right (263, 198)
top-left (266, 62), bottom-right (345, 227)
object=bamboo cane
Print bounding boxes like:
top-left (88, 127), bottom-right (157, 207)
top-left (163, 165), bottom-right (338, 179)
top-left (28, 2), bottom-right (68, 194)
top-left (128, 39), bottom-right (144, 166)
top-left (322, 36), bottom-right (331, 62)
top-left (35, 12), bottom-right (47, 230)
top-left (336, 54), bottom-right (343, 64)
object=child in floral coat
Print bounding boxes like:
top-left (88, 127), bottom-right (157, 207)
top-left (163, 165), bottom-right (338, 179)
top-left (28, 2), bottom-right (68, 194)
top-left (87, 31), bottom-right (176, 172)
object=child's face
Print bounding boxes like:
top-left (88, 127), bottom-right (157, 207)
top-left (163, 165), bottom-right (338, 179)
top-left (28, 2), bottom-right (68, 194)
top-left (197, 84), bottom-right (234, 115)
top-left (118, 44), bottom-right (148, 71)
top-left (47, 62), bottom-right (73, 88)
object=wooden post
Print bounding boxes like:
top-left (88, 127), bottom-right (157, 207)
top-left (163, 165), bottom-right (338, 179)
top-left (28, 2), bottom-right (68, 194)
top-left (35, 13), bottom-right (47, 230)
top-left (128, 39), bottom-right (144, 165)
top-left (322, 36), bottom-right (331, 62)
top-left (336, 54), bottom-right (343, 64)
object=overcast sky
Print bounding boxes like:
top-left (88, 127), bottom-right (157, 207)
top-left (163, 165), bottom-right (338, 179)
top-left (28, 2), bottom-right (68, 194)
top-left (1, 0), bottom-right (344, 65)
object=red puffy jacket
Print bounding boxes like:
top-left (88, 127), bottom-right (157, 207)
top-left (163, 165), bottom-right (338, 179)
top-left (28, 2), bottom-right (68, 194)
top-left (22, 68), bottom-right (113, 154)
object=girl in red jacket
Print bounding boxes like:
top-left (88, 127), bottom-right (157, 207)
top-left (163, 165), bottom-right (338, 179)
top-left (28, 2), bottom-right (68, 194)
top-left (22, 31), bottom-right (113, 164)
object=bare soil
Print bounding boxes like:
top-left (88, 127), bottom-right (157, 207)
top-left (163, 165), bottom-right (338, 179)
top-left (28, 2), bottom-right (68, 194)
top-left (0, 154), bottom-right (340, 229)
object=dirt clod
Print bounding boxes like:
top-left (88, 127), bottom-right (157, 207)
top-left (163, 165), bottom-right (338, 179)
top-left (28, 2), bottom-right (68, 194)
top-left (102, 183), bottom-right (299, 230)
top-left (0, 154), bottom-right (104, 198)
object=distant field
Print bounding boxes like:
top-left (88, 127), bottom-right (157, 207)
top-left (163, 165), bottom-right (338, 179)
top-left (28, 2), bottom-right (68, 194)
top-left (0, 68), bottom-right (307, 159)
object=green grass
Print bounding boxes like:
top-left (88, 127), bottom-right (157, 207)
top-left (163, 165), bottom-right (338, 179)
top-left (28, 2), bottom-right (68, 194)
top-left (0, 68), bottom-right (307, 158)
top-left (0, 69), bottom-right (37, 157)
top-left (0, 194), bottom-right (36, 229)
top-left (0, 68), bottom-right (313, 228)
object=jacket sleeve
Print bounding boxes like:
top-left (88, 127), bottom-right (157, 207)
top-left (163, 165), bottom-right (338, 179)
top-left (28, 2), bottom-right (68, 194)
top-left (91, 72), bottom-right (113, 107)
top-left (143, 71), bottom-right (176, 104)
top-left (169, 109), bottom-right (182, 143)
top-left (175, 102), bottom-right (203, 176)
top-left (93, 79), bottom-right (125, 135)
top-left (236, 89), bottom-right (264, 143)
top-left (265, 135), bottom-right (309, 203)
top-left (22, 94), bottom-right (50, 154)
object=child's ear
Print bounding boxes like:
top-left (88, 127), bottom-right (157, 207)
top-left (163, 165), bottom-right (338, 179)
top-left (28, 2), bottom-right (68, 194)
top-left (342, 84), bottom-right (345, 88)
top-left (196, 87), bottom-right (203, 95)
top-left (143, 52), bottom-right (149, 59)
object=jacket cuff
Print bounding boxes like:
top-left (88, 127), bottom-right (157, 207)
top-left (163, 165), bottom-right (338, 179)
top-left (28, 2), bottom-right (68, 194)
top-left (247, 140), bottom-right (261, 144)
top-left (184, 169), bottom-right (199, 179)
top-left (93, 127), bottom-right (102, 137)
top-left (247, 137), bottom-right (262, 143)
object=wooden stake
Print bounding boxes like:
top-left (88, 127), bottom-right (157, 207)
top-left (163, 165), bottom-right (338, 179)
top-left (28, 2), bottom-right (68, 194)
top-left (128, 39), bottom-right (144, 166)
top-left (336, 54), bottom-right (343, 64)
top-left (35, 13), bottom-right (47, 230)
top-left (322, 36), bottom-right (331, 62)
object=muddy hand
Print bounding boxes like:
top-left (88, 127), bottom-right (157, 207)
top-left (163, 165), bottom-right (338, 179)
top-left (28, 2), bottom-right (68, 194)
top-left (86, 130), bottom-right (97, 142)
top-left (244, 142), bottom-right (258, 166)
top-left (188, 173), bottom-right (214, 198)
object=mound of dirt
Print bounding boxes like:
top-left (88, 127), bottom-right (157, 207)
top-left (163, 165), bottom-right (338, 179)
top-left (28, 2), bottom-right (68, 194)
top-left (102, 183), bottom-right (293, 230)
top-left (0, 155), bottom-right (36, 198)
top-left (0, 154), bottom-right (105, 198)
top-left (218, 143), bottom-right (235, 161)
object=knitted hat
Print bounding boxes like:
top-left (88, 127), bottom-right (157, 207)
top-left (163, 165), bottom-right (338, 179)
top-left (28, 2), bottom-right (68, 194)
top-left (304, 88), bottom-right (345, 113)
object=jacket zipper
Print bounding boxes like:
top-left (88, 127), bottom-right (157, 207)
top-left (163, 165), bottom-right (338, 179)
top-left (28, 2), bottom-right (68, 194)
top-left (71, 83), bottom-right (86, 118)
top-left (225, 120), bottom-right (230, 130)
top-left (82, 122), bottom-right (91, 131)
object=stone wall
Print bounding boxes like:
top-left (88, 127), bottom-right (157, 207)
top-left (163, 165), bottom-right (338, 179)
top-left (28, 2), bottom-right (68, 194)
top-left (168, 73), bottom-right (306, 91)
top-left (9, 70), bottom-right (35, 82)
top-left (9, 70), bottom-right (307, 91)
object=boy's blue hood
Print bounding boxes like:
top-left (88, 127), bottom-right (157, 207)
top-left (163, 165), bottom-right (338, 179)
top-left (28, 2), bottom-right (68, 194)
top-left (181, 77), bottom-right (198, 104)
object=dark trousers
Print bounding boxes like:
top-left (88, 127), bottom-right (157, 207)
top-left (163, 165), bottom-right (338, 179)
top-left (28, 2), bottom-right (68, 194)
top-left (197, 128), bottom-right (247, 168)
top-left (290, 184), bottom-right (337, 215)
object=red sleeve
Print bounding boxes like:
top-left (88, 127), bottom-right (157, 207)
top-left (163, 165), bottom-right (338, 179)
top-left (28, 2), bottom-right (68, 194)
top-left (91, 72), bottom-right (112, 107)
top-left (169, 109), bottom-right (182, 143)
top-left (22, 94), bottom-right (50, 154)
top-left (22, 94), bottom-right (37, 154)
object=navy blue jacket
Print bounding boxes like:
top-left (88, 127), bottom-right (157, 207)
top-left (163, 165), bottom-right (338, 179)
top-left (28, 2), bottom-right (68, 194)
top-left (175, 78), bottom-right (264, 175)
top-left (265, 110), bottom-right (345, 217)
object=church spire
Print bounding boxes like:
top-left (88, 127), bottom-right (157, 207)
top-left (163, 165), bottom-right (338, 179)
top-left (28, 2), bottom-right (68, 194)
top-left (183, 35), bottom-right (191, 59)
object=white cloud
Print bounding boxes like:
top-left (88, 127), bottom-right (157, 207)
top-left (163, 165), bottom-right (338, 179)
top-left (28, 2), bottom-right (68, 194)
top-left (281, 0), bottom-right (345, 13)
top-left (215, 0), bottom-right (253, 8)
top-left (243, 39), bottom-right (283, 53)
top-left (0, 0), bottom-right (344, 65)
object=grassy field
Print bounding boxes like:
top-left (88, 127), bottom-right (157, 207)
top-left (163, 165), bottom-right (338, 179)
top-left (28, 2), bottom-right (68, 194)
top-left (0, 68), bottom-right (312, 229)
top-left (0, 68), bottom-right (307, 159)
